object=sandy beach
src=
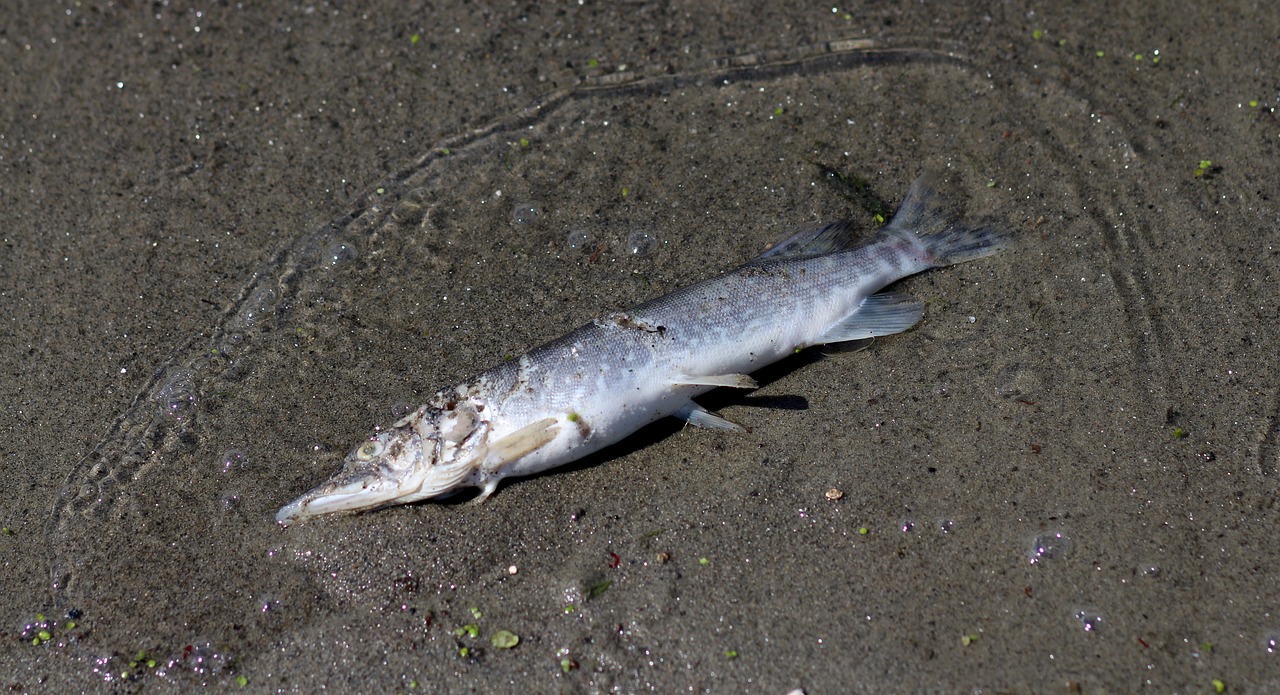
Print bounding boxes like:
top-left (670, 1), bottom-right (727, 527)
top-left (3, 1), bottom-right (1279, 691)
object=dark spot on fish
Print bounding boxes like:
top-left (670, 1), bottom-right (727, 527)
top-left (386, 440), bottom-right (405, 459)
top-left (566, 411), bottom-right (592, 439)
top-left (595, 311), bottom-right (664, 334)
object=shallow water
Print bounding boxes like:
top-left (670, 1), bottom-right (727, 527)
top-left (19, 18), bottom-right (1280, 693)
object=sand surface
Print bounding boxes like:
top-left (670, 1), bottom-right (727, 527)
top-left (3, 1), bottom-right (1279, 692)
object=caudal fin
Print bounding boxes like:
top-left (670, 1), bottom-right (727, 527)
top-left (882, 173), bottom-right (1010, 267)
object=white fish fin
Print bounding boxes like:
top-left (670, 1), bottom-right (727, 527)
top-left (816, 292), bottom-right (924, 344)
top-left (747, 220), bottom-right (862, 263)
top-left (674, 402), bottom-right (744, 431)
top-left (470, 478), bottom-right (501, 504)
top-left (482, 417), bottom-right (560, 475)
top-left (673, 373), bottom-right (758, 389)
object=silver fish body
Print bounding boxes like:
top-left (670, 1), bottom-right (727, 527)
top-left (277, 174), bottom-right (1007, 523)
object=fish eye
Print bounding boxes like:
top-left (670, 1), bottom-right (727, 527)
top-left (355, 440), bottom-right (385, 461)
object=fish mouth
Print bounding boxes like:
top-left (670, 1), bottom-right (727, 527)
top-left (276, 459), bottom-right (483, 524)
top-left (275, 477), bottom-right (406, 524)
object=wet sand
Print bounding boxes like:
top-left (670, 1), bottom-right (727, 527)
top-left (3, 1), bottom-right (1279, 692)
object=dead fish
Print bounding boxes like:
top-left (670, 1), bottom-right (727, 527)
top-left (277, 173), bottom-right (1007, 523)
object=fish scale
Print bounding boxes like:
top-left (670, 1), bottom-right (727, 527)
top-left (277, 173), bottom-right (1008, 523)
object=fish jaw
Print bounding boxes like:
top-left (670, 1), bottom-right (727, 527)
top-left (275, 462), bottom-right (477, 522)
top-left (275, 470), bottom-right (405, 523)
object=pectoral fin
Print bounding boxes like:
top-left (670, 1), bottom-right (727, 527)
top-left (815, 292), bottom-right (924, 344)
top-left (674, 402), bottom-right (744, 431)
top-left (482, 417), bottom-right (560, 475)
top-left (469, 417), bottom-right (562, 503)
top-left (673, 373), bottom-right (758, 389)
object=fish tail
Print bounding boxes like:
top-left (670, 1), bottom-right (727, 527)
top-left (881, 173), bottom-right (1010, 267)
top-left (917, 219), bottom-right (1009, 267)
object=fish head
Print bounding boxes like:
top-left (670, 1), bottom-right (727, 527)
top-left (276, 401), bottom-right (491, 523)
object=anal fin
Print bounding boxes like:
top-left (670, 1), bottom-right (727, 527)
top-left (816, 292), bottom-right (924, 344)
top-left (673, 373), bottom-right (758, 389)
top-left (674, 402), bottom-right (744, 431)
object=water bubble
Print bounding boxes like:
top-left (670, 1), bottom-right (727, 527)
top-left (565, 229), bottom-right (592, 250)
top-left (97, 476), bottom-right (117, 497)
top-left (220, 491), bottom-right (241, 513)
top-left (1073, 608), bottom-right (1103, 633)
top-left (626, 230), bottom-right (657, 256)
top-left (218, 449), bottom-right (248, 475)
top-left (215, 331), bottom-right (244, 357)
top-left (390, 401), bottom-right (414, 419)
top-left (239, 287), bottom-right (278, 327)
top-left (325, 240), bottom-right (358, 268)
top-left (1029, 531), bottom-right (1073, 564)
top-left (512, 202), bottom-right (542, 226)
top-left (155, 369), bottom-right (199, 421)
top-left (993, 362), bottom-right (1041, 399)
top-left (390, 187), bottom-right (430, 226)
top-left (182, 641), bottom-right (231, 676)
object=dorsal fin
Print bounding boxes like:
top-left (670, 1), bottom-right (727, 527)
top-left (746, 220), bottom-right (862, 263)
top-left (747, 172), bottom-right (971, 265)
